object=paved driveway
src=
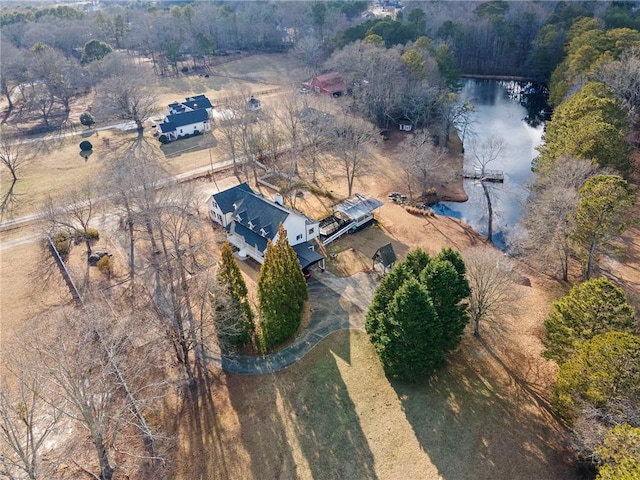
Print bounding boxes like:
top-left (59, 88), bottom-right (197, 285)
top-left (221, 271), bottom-right (377, 374)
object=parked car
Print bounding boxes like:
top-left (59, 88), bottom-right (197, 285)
top-left (298, 87), bottom-right (310, 94)
top-left (88, 251), bottom-right (111, 266)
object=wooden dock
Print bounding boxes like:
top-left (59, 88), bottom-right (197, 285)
top-left (463, 169), bottom-right (504, 182)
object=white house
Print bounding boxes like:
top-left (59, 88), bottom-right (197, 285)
top-left (157, 94), bottom-right (213, 141)
top-left (208, 184), bottom-right (323, 268)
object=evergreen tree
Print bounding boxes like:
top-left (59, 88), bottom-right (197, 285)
top-left (596, 424), bottom-right (640, 480)
top-left (571, 175), bottom-right (635, 280)
top-left (215, 242), bottom-right (254, 350)
top-left (366, 247), bottom-right (471, 381)
top-left (376, 278), bottom-right (443, 381)
top-left (257, 224), bottom-right (307, 351)
top-left (553, 332), bottom-right (640, 422)
top-left (421, 255), bottom-right (470, 352)
top-left (543, 277), bottom-right (636, 364)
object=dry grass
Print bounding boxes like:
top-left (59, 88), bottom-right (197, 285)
top-left (169, 330), bottom-right (576, 480)
top-left (3, 52), bottom-right (639, 480)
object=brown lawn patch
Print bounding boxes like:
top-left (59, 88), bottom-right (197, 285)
top-left (169, 330), bottom-right (577, 480)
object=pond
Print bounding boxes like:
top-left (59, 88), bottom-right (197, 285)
top-left (434, 79), bottom-right (548, 249)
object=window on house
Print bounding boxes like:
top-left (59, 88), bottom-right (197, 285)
top-left (180, 129), bottom-right (183, 134)
top-left (308, 228), bottom-right (315, 235)
top-left (296, 234), bottom-right (303, 240)
top-left (248, 221), bottom-right (254, 229)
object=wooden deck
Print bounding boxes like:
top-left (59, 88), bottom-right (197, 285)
top-left (463, 169), bottom-right (504, 182)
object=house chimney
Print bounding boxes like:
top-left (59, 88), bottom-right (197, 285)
top-left (274, 194), bottom-right (283, 205)
top-left (193, 103), bottom-right (198, 109)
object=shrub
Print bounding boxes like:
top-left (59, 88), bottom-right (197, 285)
top-left (193, 129), bottom-right (200, 135)
top-left (159, 134), bottom-right (170, 144)
top-left (96, 255), bottom-right (114, 278)
top-left (54, 240), bottom-right (70, 258)
top-left (79, 140), bottom-right (93, 151)
top-left (85, 228), bottom-right (99, 240)
top-left (79, 112), bottom-right (95, 128)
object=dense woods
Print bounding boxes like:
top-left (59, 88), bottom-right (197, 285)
top-left (1, 1), bottom-right (640, 479)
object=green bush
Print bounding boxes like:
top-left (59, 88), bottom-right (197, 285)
top-left (159, 134), bottom-right (170, 144)
top-left (85, 228), bottom-right (99, 240)
top-left (96, 255), bottom-right (113, 277)
top-left (54, 240), bottom-right (70, 258)
top-left (79, 140), bottom-right (93, 151)
top-left (79, 112), bottom-right (95, 128)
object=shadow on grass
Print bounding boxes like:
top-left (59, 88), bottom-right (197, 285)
top-left (226, 329), bottom-right (378, 479)
top-left (168, 367), bottom-right (236, 480)
top-left (391, 345), bottom-right (579, 480)
top-left (160, 134), bottom-right (217, 158)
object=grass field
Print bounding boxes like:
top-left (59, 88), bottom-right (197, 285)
top-left (170, 330), bottom-right (576, 480)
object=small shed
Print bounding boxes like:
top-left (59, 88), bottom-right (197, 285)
top-left (372, 243), bottom-right (397, 272)
top-left (398, 119), bottom-right (413, 132)
top-left (246, 96), bottom-right (262, 111)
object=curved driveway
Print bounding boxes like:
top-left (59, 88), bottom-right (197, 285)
top-left (221, 271), bottom-right (377, 374)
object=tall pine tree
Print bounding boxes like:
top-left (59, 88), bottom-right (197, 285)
top-left (365, 247), bottom-right (471, 381)
top-left (257, 224), bottom-right (308, 351)
top-left (377, 278), bottom-right (444, 381)
top-left (215, 242), bottom-right (254, 350)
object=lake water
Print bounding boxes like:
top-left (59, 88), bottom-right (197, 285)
top-left (434, 79), bottom-right (546, 248)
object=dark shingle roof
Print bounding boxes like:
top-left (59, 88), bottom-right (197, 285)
top-left (159, 122), bottom-right (176, 133)
top-left (293, 242), bottom-right (324, 269)
top-left (233, 193), bottom-right (289, 240)
top-left (212, 182), bottom-right (254, 214)
top-left (183, 94), bottom-right (213, 110)
top-left (373, 243), bottom-right (397, 268)
top-left (165, 108), bottom-right (209, 128)
top-left (233, 223), bottom-right (268, 253)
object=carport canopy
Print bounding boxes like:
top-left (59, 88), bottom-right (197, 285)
top-left (293, 242), bottom-right (325, 269)
top-left (333, 194), bottom-right (383, 221)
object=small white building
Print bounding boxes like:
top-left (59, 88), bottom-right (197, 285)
top-left (208, 183), bottom-right (323, 268)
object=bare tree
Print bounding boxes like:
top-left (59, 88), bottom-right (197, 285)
top-left (468, 136), bottom-right (506, 244)
top-left (24, 304), bottom-right (168, 480)
top-left (291, 35), bottom-right (324, 78)
top-left (463, 247), bottom-right (519, 337)
top-left (0, 133), bottom-right (33, 219)
top-left (595, 48), bottom-right (640, 129)
top-left (330, 115), bottom-right (377, 197)
top-left (147, 183), bottom-right (216, 387)
top-left (276, 90), bottom-right (304, 176)
top-left (441, 94), bottom-right (475, 150)
top-left (399, 130), bottom-right (451, 201)
top-left (514, 156), bottom-right (602, 281)
top-left (96, 65), bottom-right (158, 135)
top-left (42, 185), bottom-right (97, 260)
top-left (215, 107), bottom-right (242, 176)
top-left (0, 362), bottom-right (61, 480)
top-left (0, 133), bottom-right (32, 182)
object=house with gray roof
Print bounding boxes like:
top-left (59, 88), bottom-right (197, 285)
top-left (208, 184), bottom-right (323, 268)
top-left (157, 94), bottom-right (213, 142)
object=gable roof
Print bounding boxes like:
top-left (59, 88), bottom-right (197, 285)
top-left (233, 222), bottom-right (268, 253)
top-left (311, 72), bottom-right (348, 93)
top-left (233, 192), bottom-right (289, 240)
top-left (159, 121), bottom-right (177, 133)
top-left (372, 243), bottom-right (397, 269)
top-left (183, 94), bottom-right (213, 110)
top-left (164, 108), bottom-right (209, 129)
top-left (212, 182), bottom-right (254, 214)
